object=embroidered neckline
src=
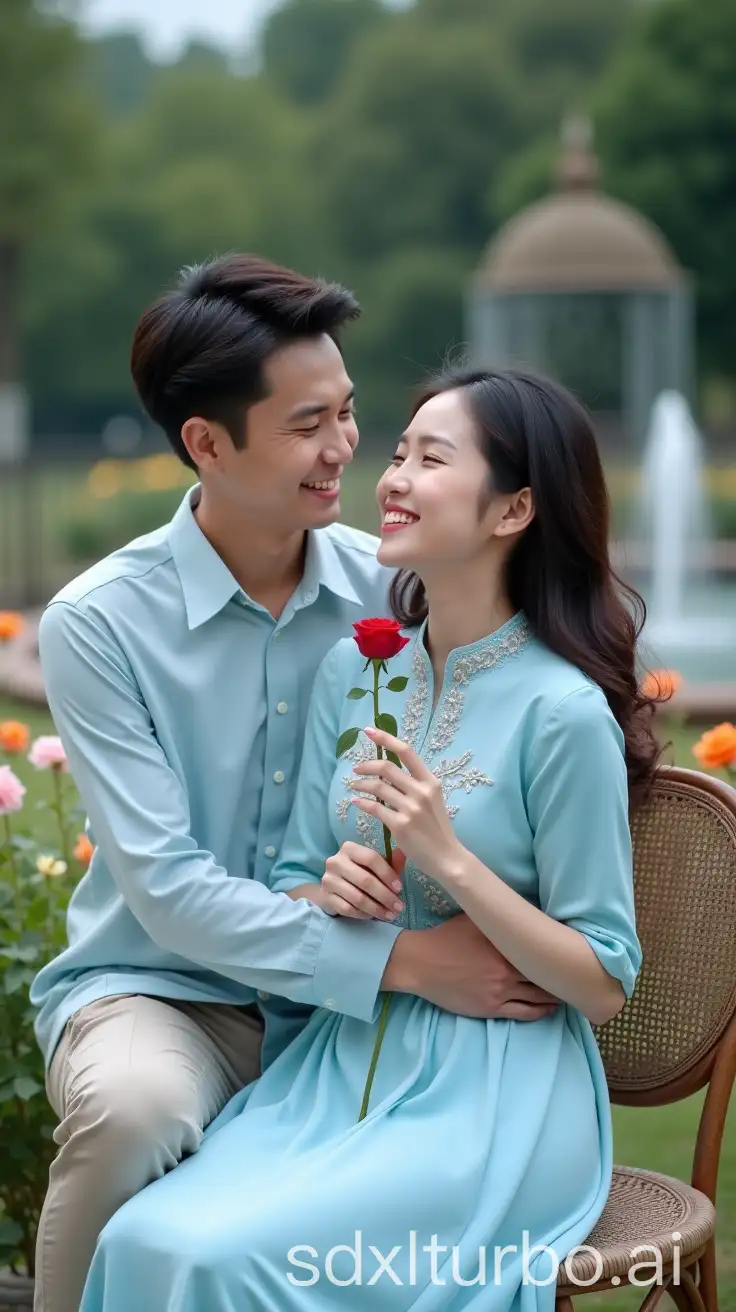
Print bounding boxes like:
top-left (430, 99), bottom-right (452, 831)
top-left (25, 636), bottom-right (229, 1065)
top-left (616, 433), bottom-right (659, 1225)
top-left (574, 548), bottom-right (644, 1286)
top-left (401, 611), bottom-right (532, 755)
top-left (336, 610), bottom-right (532, 929)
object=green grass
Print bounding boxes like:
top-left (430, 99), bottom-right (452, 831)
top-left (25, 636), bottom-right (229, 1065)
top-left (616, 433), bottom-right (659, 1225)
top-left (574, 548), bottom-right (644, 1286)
top-left (1, 706), bottom-right (734, 1308)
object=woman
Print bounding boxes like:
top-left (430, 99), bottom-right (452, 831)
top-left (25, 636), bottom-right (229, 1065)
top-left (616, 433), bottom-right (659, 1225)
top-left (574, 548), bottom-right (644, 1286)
top-left (80, 368), bottom-right (656, 1310)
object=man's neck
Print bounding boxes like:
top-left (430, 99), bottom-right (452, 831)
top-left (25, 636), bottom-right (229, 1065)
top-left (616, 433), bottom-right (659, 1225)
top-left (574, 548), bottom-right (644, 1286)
top-left (194, 488), bottom-right (307, 615)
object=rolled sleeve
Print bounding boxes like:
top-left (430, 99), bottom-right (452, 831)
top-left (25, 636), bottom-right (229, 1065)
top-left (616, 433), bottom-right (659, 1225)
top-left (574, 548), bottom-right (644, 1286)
top-left (527, 684), bottom-right (642, 999)
top-left (312, 916), bottom-right (402, 1020)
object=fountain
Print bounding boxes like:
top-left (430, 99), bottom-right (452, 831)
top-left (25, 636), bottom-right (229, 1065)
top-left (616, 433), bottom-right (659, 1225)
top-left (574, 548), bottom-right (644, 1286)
top-left (637, 391), bottom-right (736, 688)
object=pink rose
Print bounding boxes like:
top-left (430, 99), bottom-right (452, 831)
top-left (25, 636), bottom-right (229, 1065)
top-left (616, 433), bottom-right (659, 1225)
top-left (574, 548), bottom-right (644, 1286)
top-left (0, 765), bottom-right (26, 815)
top-left (28, 735), bottom-right (68, 773)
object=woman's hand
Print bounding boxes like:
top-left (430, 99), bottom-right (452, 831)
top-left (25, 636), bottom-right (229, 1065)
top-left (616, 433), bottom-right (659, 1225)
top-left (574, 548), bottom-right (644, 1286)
top-left (321, 841), bottom-right (406, 920)
top-left (349, 726), bottom-right (465, 883)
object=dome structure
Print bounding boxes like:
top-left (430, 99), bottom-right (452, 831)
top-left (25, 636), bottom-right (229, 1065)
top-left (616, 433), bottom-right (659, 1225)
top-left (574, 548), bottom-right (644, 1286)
top-left (477, 129), bottom-right (683, 294)
top-left (467, 119), bottom-right (694, 448)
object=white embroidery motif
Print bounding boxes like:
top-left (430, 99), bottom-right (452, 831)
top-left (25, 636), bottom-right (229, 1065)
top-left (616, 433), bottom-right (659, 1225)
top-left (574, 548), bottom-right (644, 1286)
top-left (335, 617), bottom-right (532, 926)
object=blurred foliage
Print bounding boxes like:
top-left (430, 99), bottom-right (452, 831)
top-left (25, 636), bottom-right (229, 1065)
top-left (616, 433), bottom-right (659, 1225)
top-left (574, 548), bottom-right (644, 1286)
top-left (260, 0), bottom-right (385, 107)
top-left (3, 0), bottom-right (735, 440)
top-left (63, 485), bottom-right (192, 563)
top-left (595, 0), bottom-right (736, 390)
top-left (0, 749), bottom-right (85, 1275)
top-left (0, 0), bottom-right (97, 383)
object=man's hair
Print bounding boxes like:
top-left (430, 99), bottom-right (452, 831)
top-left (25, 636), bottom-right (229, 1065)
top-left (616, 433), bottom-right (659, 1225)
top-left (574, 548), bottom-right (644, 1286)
top-left (130, 254), bottom-right (361, 469)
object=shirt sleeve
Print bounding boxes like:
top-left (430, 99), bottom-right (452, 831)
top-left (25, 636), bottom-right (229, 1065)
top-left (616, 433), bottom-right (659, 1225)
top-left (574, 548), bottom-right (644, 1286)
top-left (267, 641), bottom-right (403, 1010)
top-left (526, 683), bottom-right (642, 999)
top-left (38, 601), bottom-right (400, 1022)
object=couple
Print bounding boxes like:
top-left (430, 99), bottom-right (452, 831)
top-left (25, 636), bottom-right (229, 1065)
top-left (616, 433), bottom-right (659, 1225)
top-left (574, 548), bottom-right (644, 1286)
top-left (31, 253), bottom-right (651, 1312)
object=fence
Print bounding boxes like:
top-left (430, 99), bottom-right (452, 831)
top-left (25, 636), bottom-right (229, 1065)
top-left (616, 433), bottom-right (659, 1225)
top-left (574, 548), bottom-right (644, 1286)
top-left (0, 446), bottom-right (195, 610)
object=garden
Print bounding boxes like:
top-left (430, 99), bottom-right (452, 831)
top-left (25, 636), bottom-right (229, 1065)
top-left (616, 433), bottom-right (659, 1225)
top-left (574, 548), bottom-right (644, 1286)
top-left (1, 614), bottom-right (735, 1308)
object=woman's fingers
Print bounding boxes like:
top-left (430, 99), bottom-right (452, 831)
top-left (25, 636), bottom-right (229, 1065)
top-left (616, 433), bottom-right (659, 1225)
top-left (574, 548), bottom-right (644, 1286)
top-left (321, 891), bottom-right (372, 919)
top-left (339, 842), bottom-right (403, 890)
top-left (323, 867), bottom-right (403, 920)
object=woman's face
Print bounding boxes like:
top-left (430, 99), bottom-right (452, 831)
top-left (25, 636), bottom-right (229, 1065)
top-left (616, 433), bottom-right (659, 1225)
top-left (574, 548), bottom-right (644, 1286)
top-left (376, 389), bottom-right (526, 571)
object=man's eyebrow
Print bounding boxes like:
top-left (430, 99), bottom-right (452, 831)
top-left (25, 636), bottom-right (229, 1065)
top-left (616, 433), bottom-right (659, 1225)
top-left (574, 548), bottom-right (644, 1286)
top-left (397, 432), bottom-right (457, 450)
top-left (288, 387), bottom-right (355, 424)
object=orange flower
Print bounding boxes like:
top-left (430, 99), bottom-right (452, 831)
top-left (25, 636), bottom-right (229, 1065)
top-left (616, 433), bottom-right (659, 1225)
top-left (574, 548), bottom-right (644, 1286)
top-left (73, 833), bottom-right (94, 867)
top-left (693, 723), bottom-right (736, 771)
top-left (641, 669), bottom-right (683, 701)
top-left (0, 721), bottom-right (30, 753)
top-left (0, 612), bottom-right (25, 643)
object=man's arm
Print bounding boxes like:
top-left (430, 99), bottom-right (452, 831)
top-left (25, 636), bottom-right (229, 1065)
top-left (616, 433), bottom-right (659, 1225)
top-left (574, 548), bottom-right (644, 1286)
top-left (38, 600), bottom-right (400, 1023)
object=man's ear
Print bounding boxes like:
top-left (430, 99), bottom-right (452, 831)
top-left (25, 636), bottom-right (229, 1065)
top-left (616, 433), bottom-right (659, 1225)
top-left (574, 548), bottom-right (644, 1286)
top-left (181, 417), bottom-right (227, 471)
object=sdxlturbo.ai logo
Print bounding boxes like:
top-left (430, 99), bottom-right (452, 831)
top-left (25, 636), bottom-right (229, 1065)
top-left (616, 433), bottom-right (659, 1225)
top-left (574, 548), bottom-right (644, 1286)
top-left (286, 1230), bottom-right (682, 1289)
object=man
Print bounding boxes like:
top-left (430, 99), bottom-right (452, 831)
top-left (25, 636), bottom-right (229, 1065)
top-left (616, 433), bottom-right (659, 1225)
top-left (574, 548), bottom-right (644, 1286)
top-left (31, 254), bottom-right (557, 1312)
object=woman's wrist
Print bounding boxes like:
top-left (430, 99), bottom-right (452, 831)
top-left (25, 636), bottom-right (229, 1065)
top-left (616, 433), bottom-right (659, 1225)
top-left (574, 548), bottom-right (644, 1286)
top-left (432, 840), bottom-right (474, 892)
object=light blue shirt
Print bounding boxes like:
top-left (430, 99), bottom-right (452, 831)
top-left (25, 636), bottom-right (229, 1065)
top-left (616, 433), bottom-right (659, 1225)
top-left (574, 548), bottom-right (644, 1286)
top-left (269, 614), bottom-right (640, 991)
top-left (31, 489), bottom-right (402, 1070)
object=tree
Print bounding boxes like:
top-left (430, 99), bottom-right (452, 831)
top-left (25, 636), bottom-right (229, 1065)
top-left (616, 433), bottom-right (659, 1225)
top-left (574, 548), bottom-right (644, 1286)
top-left (594, 0), bottom-right (736, 386)
top-left (25, 63), bottom-right (320, 431)
top-left (261, 0), bottom-right (387, 106)
top-left (0, 0), bottom-right (96, 453)
top-left (84, 31), bottom-right (156, 117)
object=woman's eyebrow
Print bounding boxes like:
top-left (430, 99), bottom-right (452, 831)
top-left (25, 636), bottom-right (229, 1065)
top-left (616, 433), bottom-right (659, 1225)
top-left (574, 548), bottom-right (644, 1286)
top-left (397, 433), bottom-right (457, 450)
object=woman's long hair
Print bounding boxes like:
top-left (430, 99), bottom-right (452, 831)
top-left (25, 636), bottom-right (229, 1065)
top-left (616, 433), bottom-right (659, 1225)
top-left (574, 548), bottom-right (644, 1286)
top-left (389, 366), bottom-right (661, 807)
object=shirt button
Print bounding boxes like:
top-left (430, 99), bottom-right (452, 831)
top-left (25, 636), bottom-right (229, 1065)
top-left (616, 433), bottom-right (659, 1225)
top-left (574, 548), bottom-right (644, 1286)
top-left (325, 999), bottom-right (337, 1011)
top-left (258, 991), bottom-right (270, 1001)
top-left (273, 770), bottom-right (285, 784)
top-left (276, 701), bottom-right (288, 715)
top-left (264, 845), bottom-right (276, 858)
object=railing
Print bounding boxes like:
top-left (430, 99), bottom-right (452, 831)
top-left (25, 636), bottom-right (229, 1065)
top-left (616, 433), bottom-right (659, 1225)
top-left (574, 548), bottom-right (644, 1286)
top-left (0, 444), bottom-right (193, 610)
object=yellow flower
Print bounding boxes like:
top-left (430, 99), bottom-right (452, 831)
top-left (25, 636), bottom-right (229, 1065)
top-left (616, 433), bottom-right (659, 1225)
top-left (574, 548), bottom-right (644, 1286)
top-left (36, 855), bottom-right (68, 878)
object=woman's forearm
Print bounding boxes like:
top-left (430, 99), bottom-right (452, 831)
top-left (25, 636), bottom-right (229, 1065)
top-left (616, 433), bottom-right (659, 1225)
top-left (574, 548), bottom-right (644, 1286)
top-left (443, 847), bottom-right (625, 1025)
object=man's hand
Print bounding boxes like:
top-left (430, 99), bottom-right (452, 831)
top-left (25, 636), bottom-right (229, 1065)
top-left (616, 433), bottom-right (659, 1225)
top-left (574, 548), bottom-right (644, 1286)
top-left (383, 914), bottom-right (560, 1021)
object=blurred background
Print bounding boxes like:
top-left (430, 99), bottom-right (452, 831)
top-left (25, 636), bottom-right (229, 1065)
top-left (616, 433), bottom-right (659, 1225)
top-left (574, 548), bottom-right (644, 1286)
top-left (1, 0), bottom-right (735, 655)
top-left (0, 3), bottom-right (734, 1303)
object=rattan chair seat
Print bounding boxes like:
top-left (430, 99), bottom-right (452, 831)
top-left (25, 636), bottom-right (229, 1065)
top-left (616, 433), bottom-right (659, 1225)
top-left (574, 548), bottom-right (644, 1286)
top-left (557, 1166), bottom-right (716, 1289)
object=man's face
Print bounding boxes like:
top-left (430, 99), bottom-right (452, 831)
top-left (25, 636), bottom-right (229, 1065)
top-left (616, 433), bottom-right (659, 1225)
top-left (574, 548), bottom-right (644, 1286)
top-left (197, 335), bottom-right (359, 530)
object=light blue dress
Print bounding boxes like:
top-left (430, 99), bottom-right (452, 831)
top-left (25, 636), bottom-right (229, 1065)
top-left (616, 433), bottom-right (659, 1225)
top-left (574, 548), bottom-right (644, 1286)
top-left (80, 613), bottom-right (641, 1311)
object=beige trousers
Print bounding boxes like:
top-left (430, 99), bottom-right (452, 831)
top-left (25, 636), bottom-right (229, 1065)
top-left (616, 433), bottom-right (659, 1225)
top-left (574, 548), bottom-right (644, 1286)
top-left (34, 994), bottom-right (263, 1312)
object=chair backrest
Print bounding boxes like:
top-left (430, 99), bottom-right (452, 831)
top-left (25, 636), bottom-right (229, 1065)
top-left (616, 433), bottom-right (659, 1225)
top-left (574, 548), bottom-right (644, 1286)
top-left (596, 766), bottom-right (736, 1103)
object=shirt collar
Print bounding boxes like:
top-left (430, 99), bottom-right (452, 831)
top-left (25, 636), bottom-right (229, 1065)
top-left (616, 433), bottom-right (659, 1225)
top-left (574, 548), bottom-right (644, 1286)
top-left (303, 527), bottom-right (362, 607)
top-left (168, 488), bottom-right (362, 629)
top-left (168, 488), bottom-right (242, 630)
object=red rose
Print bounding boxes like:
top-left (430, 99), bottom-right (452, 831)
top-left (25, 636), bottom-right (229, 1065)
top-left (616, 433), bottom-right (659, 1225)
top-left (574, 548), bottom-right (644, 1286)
top-left (352, 618), bottom-right (410, 661)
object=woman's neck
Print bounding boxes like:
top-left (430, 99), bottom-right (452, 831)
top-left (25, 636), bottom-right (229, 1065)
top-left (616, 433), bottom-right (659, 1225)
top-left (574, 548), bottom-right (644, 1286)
top-left (423, 570), bottom-right (515, 681)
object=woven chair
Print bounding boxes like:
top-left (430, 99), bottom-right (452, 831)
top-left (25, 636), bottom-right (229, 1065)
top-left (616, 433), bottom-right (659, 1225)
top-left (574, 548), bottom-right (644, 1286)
top-left (555, 767), bottom-right (736, 1312)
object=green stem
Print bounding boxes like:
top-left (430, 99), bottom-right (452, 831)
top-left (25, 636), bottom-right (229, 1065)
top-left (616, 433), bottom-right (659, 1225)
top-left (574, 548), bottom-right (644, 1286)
top-left (3, 810), bottom-right (24, 927)
top-left (372, 661), bottom-right (393, 863)
top-left (52, 769), bottom-right (71, 867)
top-left (358, 992), bottom-right (392, 1122)
top-left (356, 661), bottom-right (397, 1123)
top-left (3, 812), bottom-right (20, 897)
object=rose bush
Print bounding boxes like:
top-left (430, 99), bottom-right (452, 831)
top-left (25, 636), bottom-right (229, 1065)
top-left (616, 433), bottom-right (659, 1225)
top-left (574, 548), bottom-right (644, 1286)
top-left (0, 730), bottom-right (88, 1277)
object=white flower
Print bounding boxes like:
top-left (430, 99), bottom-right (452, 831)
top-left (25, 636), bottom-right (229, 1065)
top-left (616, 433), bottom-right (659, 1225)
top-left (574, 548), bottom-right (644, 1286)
top-left (36, 855), bottom-right (68, 878)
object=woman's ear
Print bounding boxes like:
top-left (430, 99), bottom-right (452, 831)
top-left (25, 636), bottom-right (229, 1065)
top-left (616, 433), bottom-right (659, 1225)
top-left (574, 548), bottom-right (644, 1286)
top-left (495, 487), bottom-right (535, 539)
